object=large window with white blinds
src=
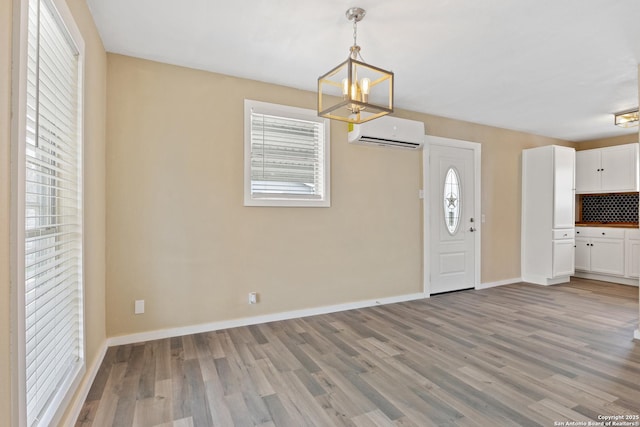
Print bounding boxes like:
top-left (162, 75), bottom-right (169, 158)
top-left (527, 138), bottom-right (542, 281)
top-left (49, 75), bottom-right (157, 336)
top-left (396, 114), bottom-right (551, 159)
top-left (244, 100), bottom-right (330, 207)
top-left (16, 0), bottom-right (85, 425)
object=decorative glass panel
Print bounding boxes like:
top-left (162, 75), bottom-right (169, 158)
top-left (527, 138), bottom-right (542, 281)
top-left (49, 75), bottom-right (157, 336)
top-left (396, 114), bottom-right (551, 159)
top-left (443, 167), bottom-right (461, 234)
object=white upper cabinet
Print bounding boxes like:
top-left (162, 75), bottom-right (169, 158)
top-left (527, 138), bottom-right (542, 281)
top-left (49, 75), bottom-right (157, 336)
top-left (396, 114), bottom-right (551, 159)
top-left (576, 143), bottom-right (639, 194)
top-left (575, 149), bottom-right (601, 192)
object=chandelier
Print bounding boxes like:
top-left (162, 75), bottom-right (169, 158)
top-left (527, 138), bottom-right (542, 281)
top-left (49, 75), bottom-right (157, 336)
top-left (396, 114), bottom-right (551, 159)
top-left (317, 7), bottom-right (394, 124)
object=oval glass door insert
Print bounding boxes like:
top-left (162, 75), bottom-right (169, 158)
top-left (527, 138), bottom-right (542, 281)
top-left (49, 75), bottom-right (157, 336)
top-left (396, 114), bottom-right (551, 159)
top-left (443, 167), bottom-right (461, 235)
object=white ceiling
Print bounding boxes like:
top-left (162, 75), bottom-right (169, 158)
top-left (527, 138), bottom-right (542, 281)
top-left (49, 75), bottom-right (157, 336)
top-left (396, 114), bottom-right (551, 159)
top-left (86, 0), bottom-right (640, 142)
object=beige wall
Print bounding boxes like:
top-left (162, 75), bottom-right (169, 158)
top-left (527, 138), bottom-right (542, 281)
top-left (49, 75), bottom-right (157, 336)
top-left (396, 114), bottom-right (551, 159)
top-left (577, 133), bottom-right (639, 150)
top-left (106, 54), bottom-right (571, 338)
top-left (1, 0), bottom-right (13, 423)
top-left (1, 0), bottom-right (107, 425)
top-left (106, 54), bottom-right (424, 336)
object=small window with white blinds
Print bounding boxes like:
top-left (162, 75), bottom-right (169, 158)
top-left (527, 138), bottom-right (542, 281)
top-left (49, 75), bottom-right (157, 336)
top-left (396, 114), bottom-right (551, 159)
top-left (244, 100), bottom-right (330, 207)
top-left (18, 0), bottom-right (85, 425)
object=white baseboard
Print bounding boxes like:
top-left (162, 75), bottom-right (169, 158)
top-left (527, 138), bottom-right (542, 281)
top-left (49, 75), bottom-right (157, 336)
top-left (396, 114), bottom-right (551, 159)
top-left (521, 274), bottom-right (571, 286)
top-left (106, 292), bottom-right (428, 347)
top-left (65, 341), bottom-right (108, 426)
top-left (477, 277), bottom-right (522, 290)
top-left (634, 329), bottom-right (640, 341)
top-left (572, 272), bottom-right (639, 287)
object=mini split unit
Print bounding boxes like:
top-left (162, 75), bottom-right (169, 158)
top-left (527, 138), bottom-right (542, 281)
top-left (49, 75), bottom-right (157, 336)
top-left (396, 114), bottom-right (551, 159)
top-left (348, 116), bottom-right (425, 150)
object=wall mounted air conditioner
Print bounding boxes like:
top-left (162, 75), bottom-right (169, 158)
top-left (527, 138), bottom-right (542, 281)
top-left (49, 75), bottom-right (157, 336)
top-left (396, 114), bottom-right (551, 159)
top-left (348, 116), bottom-right (425, 150)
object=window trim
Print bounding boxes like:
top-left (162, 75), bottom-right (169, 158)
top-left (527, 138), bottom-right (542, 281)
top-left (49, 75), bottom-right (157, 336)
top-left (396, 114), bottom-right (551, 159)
top-left (243, 99), bottom-right (331, 207)
top-left (11, 0), bottom-right (86, 425)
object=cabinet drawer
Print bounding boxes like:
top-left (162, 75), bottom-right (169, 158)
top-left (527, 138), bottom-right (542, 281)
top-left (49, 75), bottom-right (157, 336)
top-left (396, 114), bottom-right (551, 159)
top-left (593, 228), bottom-right (625, 239)
top-left (552, 229), bottom-right (574, 239)
top-left (575, 227), bottom-right (597, 237)
top-left (575, 227), bottom-right (624, 239)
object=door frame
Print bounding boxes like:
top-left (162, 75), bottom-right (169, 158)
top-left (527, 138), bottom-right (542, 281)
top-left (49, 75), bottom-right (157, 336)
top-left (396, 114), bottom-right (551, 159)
top-left (423, 136), bottom-right (482, 295)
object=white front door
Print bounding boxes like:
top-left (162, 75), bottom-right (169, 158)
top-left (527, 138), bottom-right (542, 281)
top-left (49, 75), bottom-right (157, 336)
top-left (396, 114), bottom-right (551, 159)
top-left (427, 140), bottom-right (479, 294)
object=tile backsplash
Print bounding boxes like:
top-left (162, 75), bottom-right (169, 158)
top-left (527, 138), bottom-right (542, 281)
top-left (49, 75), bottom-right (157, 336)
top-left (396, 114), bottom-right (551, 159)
top-left (580, 193), bottom-right (639, 223)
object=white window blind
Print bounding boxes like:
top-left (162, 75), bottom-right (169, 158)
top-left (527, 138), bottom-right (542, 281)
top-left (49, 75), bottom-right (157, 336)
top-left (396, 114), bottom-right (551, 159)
top-left (244, 100), bottom-right (330, 207)
top-left (23, 0), bottom-right (84, 425)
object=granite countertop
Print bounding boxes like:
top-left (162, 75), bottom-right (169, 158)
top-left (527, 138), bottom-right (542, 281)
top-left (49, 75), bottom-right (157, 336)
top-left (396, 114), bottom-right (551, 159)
top-left (575, 222), bottom-right (639, 229)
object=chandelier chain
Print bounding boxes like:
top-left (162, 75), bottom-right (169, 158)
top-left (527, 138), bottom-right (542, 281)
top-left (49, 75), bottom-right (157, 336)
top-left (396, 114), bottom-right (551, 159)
top-left (351, 21), bottom-right (365, 61)
top-left (353, 21), bottom-right (358, 48)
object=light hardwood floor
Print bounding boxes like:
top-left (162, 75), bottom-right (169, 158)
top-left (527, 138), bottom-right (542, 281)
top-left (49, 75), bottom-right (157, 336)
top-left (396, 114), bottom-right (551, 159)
top-left (76, 279), bottom-right (640, 426)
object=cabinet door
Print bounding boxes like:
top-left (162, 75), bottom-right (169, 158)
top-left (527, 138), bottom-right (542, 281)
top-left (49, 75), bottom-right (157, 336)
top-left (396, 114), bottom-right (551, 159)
top-left (590, 238), bottom-right (624, 275)
top-left (553, 147), bottom-right (575, 228)
top-left (626, 239), bottom-right (640, 278)
top-left (600, 145), bottom-right (638, 192)
top-left (575, 150), bottom-right (601, 193)
top-left (574, 237), bottom-right (591, 271)
top-left (552, 240), bottom-right (575, 277)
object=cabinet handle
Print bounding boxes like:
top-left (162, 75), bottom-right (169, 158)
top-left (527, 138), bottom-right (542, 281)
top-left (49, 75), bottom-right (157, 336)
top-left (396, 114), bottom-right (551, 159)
top-left (602, 232), bottom-right (605, 235)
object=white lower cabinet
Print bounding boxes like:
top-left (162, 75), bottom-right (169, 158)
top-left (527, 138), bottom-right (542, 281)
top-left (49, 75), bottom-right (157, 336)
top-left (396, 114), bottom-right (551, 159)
top-left (553, 239), bottom-right (576, 277)
top-left (574, 227), bottom-right (639, 285)
top-left (625, 230), bottom-right (640, 279)
top-left (574, 237), bottom-right (591, 271)
top-left (589, 237), bottom-right (624, 275)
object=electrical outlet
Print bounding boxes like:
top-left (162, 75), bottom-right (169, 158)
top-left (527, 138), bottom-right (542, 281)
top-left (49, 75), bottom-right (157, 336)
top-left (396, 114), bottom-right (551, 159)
top-left (248, 292), bottom-right (258, 304)
top-left (134, 299), bottom-right (145, 314)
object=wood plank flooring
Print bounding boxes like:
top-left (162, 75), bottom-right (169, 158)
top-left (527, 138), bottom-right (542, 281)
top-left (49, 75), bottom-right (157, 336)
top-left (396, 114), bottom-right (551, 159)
top-left (75, 279), bottom-right (640, 426)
